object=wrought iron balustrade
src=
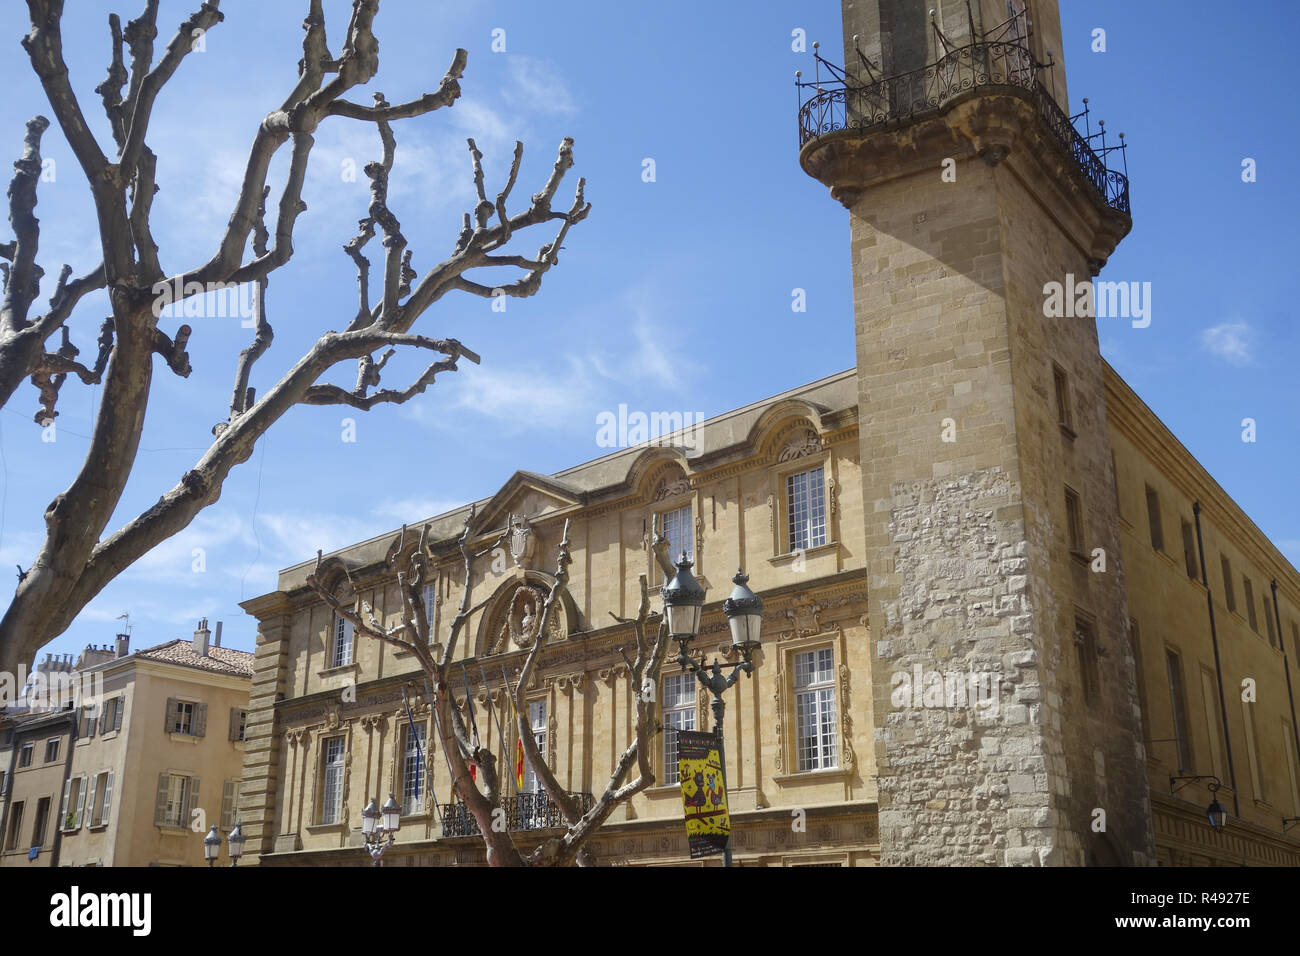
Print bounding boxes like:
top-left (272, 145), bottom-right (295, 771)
top-left (439, 790), bottom-right (596, 838)
top-left (796, 39), bottom-right (1129, 214)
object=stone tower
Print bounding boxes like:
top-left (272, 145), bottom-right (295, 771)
top-left (800, 0), bottom-right (1153, 865)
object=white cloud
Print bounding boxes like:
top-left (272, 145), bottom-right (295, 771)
top-left (503, 57), bottom-right (578, 117)
top-left (370, 496), bottom-right (464, 525)
top-left (1200, 321), bottom-right (1253, 366)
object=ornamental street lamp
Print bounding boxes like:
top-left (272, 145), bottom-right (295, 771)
top-left (1170, 774), bottom-right (1228, 829)
top-left (203, 821), bottom-right (247, 866)
top-left (360, 794), bottom-right (402, 865)
top-left (663, 559), bottom-right (764, 868)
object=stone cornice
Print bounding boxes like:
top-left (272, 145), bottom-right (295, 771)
top-left (1104, 363), bottom-right (1300, 604)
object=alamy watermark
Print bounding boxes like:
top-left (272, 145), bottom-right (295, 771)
top-left (151, 277), bottom-right (256, 321)
top-left (595, 404), bottom-right (705, 451)
top-left (1042, 273), bottom-right (1151, 328)
top-left (0, 666), bottom-right (104, 711)
top-left (890, 665), bottom-right (1003, 716)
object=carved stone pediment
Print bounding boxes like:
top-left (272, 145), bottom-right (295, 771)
top-left (778, 428), bottom-right (822, 462)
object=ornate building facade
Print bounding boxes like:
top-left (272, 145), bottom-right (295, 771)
top-left (236, 0), bottom-right (1300, 866)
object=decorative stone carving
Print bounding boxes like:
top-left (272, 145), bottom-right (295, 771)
top-left (778, 428), bottom-right (822, 462)
top-left (773, 669), bottom-right (785, 774)
top-left (547, 713), bottom-right (558, 768)
top-left (786, 597), bottom-right (823, 637)
top-left (767, 494), bottom-right (775, 531)
top-left (697, 685), bottom-right (709, 729)
top-left (827, 475), bottom-right (838, 518)
top-left (838, 663), bottom-right (855, 770)
top-left (488, 582), bottom-right (564, 654)
top-left (508, 513), bottom-right (536, 569)
top-left (653, 476), bottom-right (691, 501)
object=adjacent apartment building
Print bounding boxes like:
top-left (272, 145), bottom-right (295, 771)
top-left (0, 623), bottom-right (253, 867)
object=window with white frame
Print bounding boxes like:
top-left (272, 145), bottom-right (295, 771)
top-left (786, 466), bottom-right (827, 553)
top-left (659, 505), bottom-right (693, 583)
top-left (91, 771), bottom-right (114, 827)
top-left (321, 737), bottom-right (345, 824)
top-left (44, 737), bottom-right (60, 763)
top-left (662, 673), bottom-right (696, 784)
top-left (524, 700), bottom-right (547, 793)
top-left (159, 774), bottom-right (192, 828)
top-left (794, 647), bottom-right (838, 771)
top-left (422, 582), bottom-right (437, 632)
top-left (171, 700), bottom-right (194, 735)
top-left (60, 775), bottom-right (88, 831)
top-left (331, 614), bottom-right (354, 669)
top-left (402, 723), bottom-right (426, 814)
top-left (18, 743), bottom-right (32, 768)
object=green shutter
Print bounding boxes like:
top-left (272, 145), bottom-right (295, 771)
top-left (153, 773), bottom-right (169, 826)
top-left (193, 703), bottom-right (208, 738)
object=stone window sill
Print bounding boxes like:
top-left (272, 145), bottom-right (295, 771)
top-left (168, 732), bottom-right (202, 744)
top-left (305, 821), bottom-right (349, 835)
top-left (768, 541), bottom-right (838, 566)
top-left (318, 663), bottom-right (359, 681)
top-left (773, 768), bottom-right (851, 786)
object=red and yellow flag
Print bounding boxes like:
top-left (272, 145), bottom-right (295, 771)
top-left (515, 737), bottom-right (526, 789)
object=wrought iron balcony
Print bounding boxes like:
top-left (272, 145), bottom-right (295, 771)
top-left (439, 790), bottom-right (596, 838)
top-left (796, 38), bottom-right (1129, 214)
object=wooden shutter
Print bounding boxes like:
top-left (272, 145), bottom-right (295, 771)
top-left (85, 774), bottom-right (97, 826)
top-left (59, 778), bottom-right (72, 831)
top-left (193, 703), bottom-right (208, 738)
top-left (164, 697), bottom-right (179, 733)
top-left (84, 707), bottom-right (96, 739)
top-left (228, 708), bottom-right (239, 742)
top-left (154, 773), bottom-right (170, 825)
top-left (100, 773), bottom-right (114, 827)
top-left (98, 703), bottom-right (107, 735)
top-left (73, 775), bottom-right (88, 828)
top-left (113, 697), bottom-right (124, 731)
top-left (187, 777), bottom-right (201, 827)
top-left (221, 779), bottom-right (236, 830)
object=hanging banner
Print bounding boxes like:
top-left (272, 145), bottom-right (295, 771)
top-left (677, 729), bottom-right (729, 858)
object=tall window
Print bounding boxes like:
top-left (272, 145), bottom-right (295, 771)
top-left (1074, 615), bottom-right (1099, 704)
top-left (171, 700), bottom-right (194, 735)
top-left (1145, 486), bottom-right (1164, 552)
top-left (1242, 700), bottom-right (1264, 801)
top-left (5, 802), bottom-right (23, 851)
top-left (100, 696), bottom-right (124, 734)
top-left (80, 706), bottom-right (98, 738)
top-left (403, 724), bottom-right (426, 814)
top-left (787, 465), bottom-right (827, 553)
top-left (1180, 520), bottom-right (1199, 579)
top-left (229, 708), bottom-right (248, 743)
top-left (660, 505), bottom-right (693, 583)
top-left (1199, 668), bottom-right (1225, 782)
top-left (332, 615), bottom-right (354, 668)
top-left (18, 743), bottom-right (32, 768)
top-left (1243, 577), bottom-right (1259, 633)
top-left (1064, 487), bottom-right (1084, 554)
top-left (165, 775), bottom-right (190, 827)
top-left (1221, 556), bottom-right (1237, 613)
top-left (1165, 650), bottom-right (1192, 772)
top-left (1265, 598), bottom-right (1277, 647)
top-left (662, 673), bottom-right (696, 784)
top-left (321, 737), bottom-right (345, 824)
top-left (422, 582), bottom-right (437, 631)
top-left (31, 796), bottom-right (50, 848)
top-left (1052, 363), bottom-right (1073, 431)
top-left (91, 772), bottom-right (114, 827)
top-left (60, 775), bottom-right (88, 832)
top-left (44, 738), bottom-right (60, 763)
top-left (524, 700), bottom-right (547, 793)
top-left (794, 648), bottom-right (838, 772)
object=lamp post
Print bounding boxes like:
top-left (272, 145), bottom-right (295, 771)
top-left (360, 793), bottom-right (402, 866)
top-left (663, 557), bottom-right (763, 868)
top-left (202, 821), bottom-right (248, 867)
top-left (1170, 774), bottom-right (1228, 829)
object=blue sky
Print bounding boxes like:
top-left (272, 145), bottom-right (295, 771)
top-left (0, 0), bottom-right (1295, 659)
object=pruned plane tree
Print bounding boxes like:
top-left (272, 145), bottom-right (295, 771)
top-left (0, 0), bottom-right (589, 673)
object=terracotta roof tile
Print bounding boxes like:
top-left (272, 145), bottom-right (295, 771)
top-left (134, 639), bottom-right (254, 678)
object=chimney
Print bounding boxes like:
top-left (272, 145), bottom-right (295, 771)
top-left (213, 621), bottom-right (223, 648)
top-left (193, 618), bottom-right (210, 657)
top-left (115, 633), bottom-right (130, 658)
